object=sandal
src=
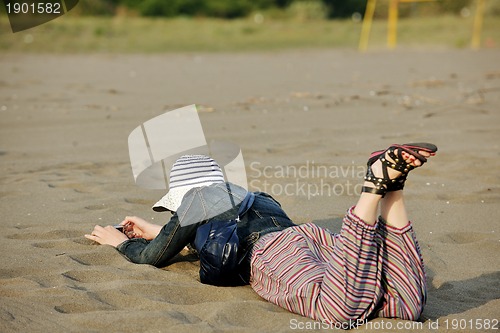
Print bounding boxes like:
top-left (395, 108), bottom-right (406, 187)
top-left (363, 143), bottom-right (437, 196)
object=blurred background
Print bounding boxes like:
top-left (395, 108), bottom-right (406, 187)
top-left (1, 0), bottom-right (499, 52)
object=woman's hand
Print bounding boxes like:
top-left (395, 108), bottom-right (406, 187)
top-left (120, 216), bottom-right (162, 241)
top-left (85, 225), bottom-right (129, 247)
top-left (85, 216), bottom-right (162, 246)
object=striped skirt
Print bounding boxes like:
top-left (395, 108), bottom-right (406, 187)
top-left (250, 206), bottom-right (426, 326)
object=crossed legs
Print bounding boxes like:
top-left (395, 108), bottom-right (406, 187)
top-left (352, 147), bottom-right (434, 320)
top-left (250, 144), bottom-right (435, 325)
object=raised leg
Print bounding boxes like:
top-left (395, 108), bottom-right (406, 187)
top-left (374, 190), bottom-right (427, 320)
top-left (250, 143), bottom-right (435, 325)
top-left (380, 190), bottom-right (409, 229)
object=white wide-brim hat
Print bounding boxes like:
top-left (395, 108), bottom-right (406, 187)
top-left (153, 155), bottom-right (225, 212)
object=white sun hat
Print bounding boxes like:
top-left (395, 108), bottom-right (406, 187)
top-left (152, 155), bottom-right (225, 212)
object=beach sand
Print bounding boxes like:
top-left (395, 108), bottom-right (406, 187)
top-left (0, 49), bottom-right (499, 332)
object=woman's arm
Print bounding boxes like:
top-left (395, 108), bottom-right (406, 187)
top-left (116, 213), bottom-right (201, 267)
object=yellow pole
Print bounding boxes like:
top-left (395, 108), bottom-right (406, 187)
top-left (359, 0), bottom-right (377, 52)
top-left (471, 0), bottom-right (486, 50)
top-left (387, 0), bottom-right (399, 49)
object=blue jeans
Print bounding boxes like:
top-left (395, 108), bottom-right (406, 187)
top-left (117, 191), bottom-right (296, 284)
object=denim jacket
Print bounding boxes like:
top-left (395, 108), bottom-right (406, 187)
top-left (116, 182), bottom-right (296, 284)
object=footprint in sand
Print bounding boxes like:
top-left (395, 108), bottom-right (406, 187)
top-left (0, 268), bottom-right (41, 280)
top-left (31, 237), bottom-right (89, 250)
top-left (47, 182), bottom-right (97, 194)
top-left (54, 303), bottom-right (106, 314)
top-left (6, 229), bottom-right (82, 240)
top-left (166, 310), bottom-right (202, 325)
top-left (53, 292), bottom-right (115, 314)
top-left (62, 269), bottom-right (122, 283)
top-left (84, 204), bottom-right (107, 210)
top-left (436, 231), bottom-right (492, 244)
top-left (124, 197), bottom-right (151, 205)
top-left (6, 229), bottom-right (92, 254)
top-left (68, 252), bottom-right (118, 266)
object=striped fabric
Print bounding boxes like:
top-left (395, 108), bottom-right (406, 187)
top-left (250, 206), bottom-right (426, 326)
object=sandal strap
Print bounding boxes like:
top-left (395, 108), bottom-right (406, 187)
top-left (363, 146), bottom-right (411, 196)
top-left (364, 143), bottom-right (437, 194)
top-left (386, 174), bottom-right (407, 192)
top-left (383, 148), bottom-right (415, 173)
top-left (363, 157), bottom-right (390, 196)
top-left (362, 186), bottom-right (387, 196)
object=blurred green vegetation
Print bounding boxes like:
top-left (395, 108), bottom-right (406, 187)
top-left (0, 0), bottom-right (499, 52)
top-left (1, 14), bottom-right (499, 53)
top-left (71, 0), bottom-right (293, 17)
top-left (48, 0), bottom-right (499, 19)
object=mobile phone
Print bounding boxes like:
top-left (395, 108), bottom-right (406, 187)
top-left (114, 225), bottom-right (124, 232)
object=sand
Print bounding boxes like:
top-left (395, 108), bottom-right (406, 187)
top-left (0, 49), bottom-right (499, 332)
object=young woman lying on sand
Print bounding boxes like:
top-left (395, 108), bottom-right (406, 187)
top-left (86, 142), bottom-right (437, 328)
